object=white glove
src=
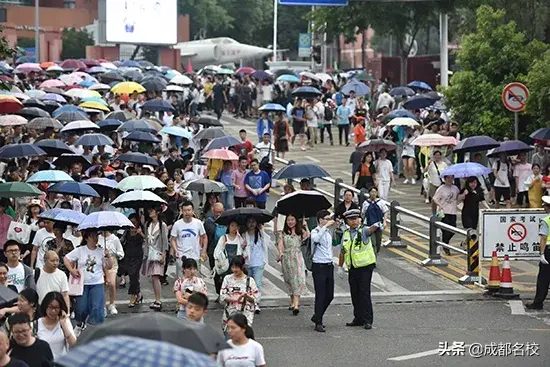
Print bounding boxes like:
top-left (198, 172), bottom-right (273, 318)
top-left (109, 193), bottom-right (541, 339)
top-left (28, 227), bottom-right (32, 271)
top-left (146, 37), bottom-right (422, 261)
top-left (337, 267), bottom-right (345, 278)
top-left (541, 254), bottom-right (549, 265)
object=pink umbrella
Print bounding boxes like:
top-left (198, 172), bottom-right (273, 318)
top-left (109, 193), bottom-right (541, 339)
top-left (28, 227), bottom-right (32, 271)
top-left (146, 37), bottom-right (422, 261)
top-left (59, 73), bottom-right (84, 86)
top-left (202, 149), bottom-right (239, 161)
top-left (236, 67), bottom-right (255, 75)
top-left (60, 59), bottom-right (87, 71)
top-left (412, 134), bottom-right (457, 147)
top-left (40, 79), bottom-right (66, 89)
top-left (14, 63), bottom-right (42, 73)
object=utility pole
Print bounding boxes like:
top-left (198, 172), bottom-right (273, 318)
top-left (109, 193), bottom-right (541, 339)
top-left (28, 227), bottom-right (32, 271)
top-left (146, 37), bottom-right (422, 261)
top-left (34, 0), bottom-right (40, 62)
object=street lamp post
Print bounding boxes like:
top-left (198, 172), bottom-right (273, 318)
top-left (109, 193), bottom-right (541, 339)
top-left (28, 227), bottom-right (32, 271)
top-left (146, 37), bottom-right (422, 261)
top-left (35, 0), bottom-right (40, 62)
top-left (273, 0), bottom-right (278, 62)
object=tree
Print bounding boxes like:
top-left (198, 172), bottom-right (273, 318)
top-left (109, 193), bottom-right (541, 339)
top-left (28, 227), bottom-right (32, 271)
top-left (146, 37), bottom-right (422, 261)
top-left (61, 28), bottom-right (94, 60)
top-left (526, 49), bottom-right (550, 130)
top-left (178, 0), bottom-right (234, 39)
top-left (141, 46), bottom-right (159, 64)
top-left (444, 6), bottom-right (548, 139)
top-left (0, 27), bottom-right (19, 90)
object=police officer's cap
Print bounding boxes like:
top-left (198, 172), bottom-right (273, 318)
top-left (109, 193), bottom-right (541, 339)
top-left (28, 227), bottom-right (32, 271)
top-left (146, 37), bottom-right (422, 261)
top-left (543, 196), bottom-right (550, 206)
top-left (343, 209), bottom-right (361, 220)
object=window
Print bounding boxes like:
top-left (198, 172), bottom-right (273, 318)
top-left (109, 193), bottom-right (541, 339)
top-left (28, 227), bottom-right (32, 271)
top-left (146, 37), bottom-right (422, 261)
top-left (0, 9), bottom-right (6, 23)
top-left (64, 0), bottom-right (75, 8)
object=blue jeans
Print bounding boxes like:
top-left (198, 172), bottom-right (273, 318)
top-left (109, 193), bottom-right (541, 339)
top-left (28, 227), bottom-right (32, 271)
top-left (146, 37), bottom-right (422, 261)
top-left (221, 186), bottom-right (235, 210)
top-left (75, 283), bottom-right (105, 326)
top-left (247, 265), bottom-right (264, 302)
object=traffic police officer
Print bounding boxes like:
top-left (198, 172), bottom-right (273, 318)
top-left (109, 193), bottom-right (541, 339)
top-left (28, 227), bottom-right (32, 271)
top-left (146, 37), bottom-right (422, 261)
top-left (338, 209), bottom-right (379, 329)
top-left (526, 195), bottom-right (550, 310)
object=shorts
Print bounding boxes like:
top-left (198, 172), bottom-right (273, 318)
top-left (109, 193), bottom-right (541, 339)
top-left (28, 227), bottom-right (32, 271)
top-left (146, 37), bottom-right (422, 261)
top-left (108, 257), bottom-right (119, 274)
top-left (494, 186), bottom-right (511, 202)
top-left (428, 184), bottom-right (440, 198)
top-left (401, 155), bottom-right (415, 160)
top-left (516, 191), bottom-right (528, 206)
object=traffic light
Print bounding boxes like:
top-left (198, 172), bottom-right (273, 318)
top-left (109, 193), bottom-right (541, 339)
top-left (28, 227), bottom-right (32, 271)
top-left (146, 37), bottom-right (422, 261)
top-left (312, 45), bottom-right (321, 64)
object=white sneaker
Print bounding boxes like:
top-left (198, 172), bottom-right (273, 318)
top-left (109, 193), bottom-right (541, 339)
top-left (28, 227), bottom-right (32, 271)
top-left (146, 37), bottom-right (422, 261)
top-left (424, 198), bottom-right (430, 204)
top-left (108, 304), bottom-right (118, 315)
top-left (411, 178), bottom-right (416, 185)
top-left (74, 323), bottom-right (86, 338)
top-left (403, 179), bottom-right (409, 184)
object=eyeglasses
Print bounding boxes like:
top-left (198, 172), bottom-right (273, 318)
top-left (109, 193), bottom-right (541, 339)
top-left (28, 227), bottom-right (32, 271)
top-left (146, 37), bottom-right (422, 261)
top-left (5, 249), bottom-right (20, 254)
top-left (322, 217), bottom-right (332, 221)
top-left (12, 328), bottom-right (30, 335)
top-left (47, 305), bottom-right (60, 311)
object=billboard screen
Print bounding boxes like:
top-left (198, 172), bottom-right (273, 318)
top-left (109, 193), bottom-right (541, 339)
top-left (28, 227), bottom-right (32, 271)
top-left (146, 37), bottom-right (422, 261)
top-left (105, 0), bottom-right (177, 45)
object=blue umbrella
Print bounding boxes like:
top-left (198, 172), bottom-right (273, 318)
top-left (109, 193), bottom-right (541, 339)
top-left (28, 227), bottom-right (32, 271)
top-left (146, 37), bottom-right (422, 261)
top-left (35, 139), bottom-right (74, 156)
top-left (39, 208), bottom-right (87, 225)
top-left (403, 95), bottom-right (437, 110)
top-left (55, 110), bottom-right (89, 123)
top-left (97, 119), bottom-right (122, 131)
top-left (47, 181), bottom-right (99, 197)
top-left (440, 162), bottom-right (492, 179)
top-left (57, 335), bottom-right (216, 367)
top-left (487, 140), bottom-right (533, 157)
top-left (41, 93), bottom-right (67, 103)
top-left (204, 136), bottom-right (241, 151)
top-left (78, 211), bottom-right (134, 231)
top-left (277, 74), bottom-right (300, 83)
top-left (78, 80), bottom-right (94, 88)
top-left (272, 163), bottom-right (331, 180)
top-left (116, 152), bottom-right (160, 166)
top-left (259, 103), bottom-right (286, 113)
top-left (386, 109), bottom-right (418, 120)
top-left (389, 86), bottom-right (415, 97)
top-left (119, 60), bottom-right (141, 68)
top-left (251, 70), bottom-right (272, 81)
top-left (453, 136), bottom-right (500, 154)
top-left (0, 144), bottom-right (46, 159)
top-left (74, 133), bottom-right (114, 147)
top-left (118, 119), bottom-right (157, 133)
top-left (408, 80), bottom-right (432, 91)
top-left (292, 86), bottom-right (322, 98)
top-left (341, 80), bottom-right (370, 96)
top-left (88, 66), bottom-right (107, 74)
top-left (81, 96), bottom-right (109, 106)
top-left (160, 126), bottom-right (193, 139)
top-left (27, 170), bottom-right (74, 183)
top-left (52, 105), bottom-right (86, 118)
top-left (530, 128), bottom-right (550, 141)
top-left (123, 131), bottom-right (161, 143)
top-left (141, 99), bottom-right (175, 112)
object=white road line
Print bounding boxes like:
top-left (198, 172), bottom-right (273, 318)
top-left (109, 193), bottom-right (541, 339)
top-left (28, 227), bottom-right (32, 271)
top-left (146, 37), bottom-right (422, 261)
top-left (387, 349), bottom-right (441, 361)
top-left (390, 187), bottom-right (408, 196)
top-left (304, 155), bottom-right (321, 163)
top-left (509, 300), bottom-right (526, 315)
top-left (371, 272), bottom-right (386, 291)
top-left (340, 170), bottom-right (353, 177)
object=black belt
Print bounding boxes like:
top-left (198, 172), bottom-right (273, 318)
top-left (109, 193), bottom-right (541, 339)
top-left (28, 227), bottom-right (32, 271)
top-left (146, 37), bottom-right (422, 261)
top-left (313, 262), bottom-right (334, 267)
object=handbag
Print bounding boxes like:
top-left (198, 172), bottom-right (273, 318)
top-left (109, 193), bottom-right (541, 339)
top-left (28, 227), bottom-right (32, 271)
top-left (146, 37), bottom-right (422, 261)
top-left (7, 221), bottom-right (31, 244)
top-left (214, 235), bottom-right (230, 275)
top-left (147, 222), bottom-right (163, 262)
top-left (67, 271), bottom-right (84, 296)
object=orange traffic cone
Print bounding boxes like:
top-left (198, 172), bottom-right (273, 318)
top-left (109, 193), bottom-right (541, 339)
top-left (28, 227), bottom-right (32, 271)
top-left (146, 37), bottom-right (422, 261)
top-left (485, 251), bottom-right (500, 295)
top-left (495, 255), bottom-right (519, 299)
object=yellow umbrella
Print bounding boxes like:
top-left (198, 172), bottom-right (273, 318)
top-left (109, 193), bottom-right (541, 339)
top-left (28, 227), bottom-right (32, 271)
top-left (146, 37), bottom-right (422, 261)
top-left (79, 101), bottom-right (110, 112)
top-left (111, 82), bottom-right (146, 94)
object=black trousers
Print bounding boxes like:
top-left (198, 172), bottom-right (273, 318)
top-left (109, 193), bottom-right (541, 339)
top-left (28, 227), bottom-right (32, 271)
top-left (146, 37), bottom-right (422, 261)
top-left (320, 124), bottom-right (333, 143)
top-left (338, 125), bottom-right (350, 145)
top-left (348, 264), bottom-right (375, 325)
top-left (533, 251), bottom-right (550, 306)
top-left (441, 214), bottom-right (457, 244)
top-left (312, 263), bottom-right (334, 325)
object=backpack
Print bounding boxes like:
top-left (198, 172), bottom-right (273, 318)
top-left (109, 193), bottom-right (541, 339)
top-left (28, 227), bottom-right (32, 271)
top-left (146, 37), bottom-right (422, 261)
top-left (324, 106), bottom-right (334, 121)
top-left (210, 218), bottom-right (227, 247)
top-left (302, 237), bottom-right (317, 272)
top-left (334, 92), bottom-right (344, 106)
top-left (364, 200), bottom-right (384, 226)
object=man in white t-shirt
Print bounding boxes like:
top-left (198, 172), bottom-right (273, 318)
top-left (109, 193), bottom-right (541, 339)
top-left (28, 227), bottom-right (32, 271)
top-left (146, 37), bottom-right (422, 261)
top-left (492, 154), bottom-right (512, 209)
top-left (5, 241), bottom-right (35, 292)
top-left (31, 221), bottom-right (55, 269)
top-left (425, 150), bottom-right (449, 208)
top-left (374, 149), bottom-right (394, 200)
top-left (513, 152), bottom-right (532, 208)
top-left (36, 251), bottom-right (69, 310)
top-left (254, 133), bottom-right (275, 165)
top-left (171, 201), bottom-right (207, 277)
top-left (261, 81), bottom-right (273, 104)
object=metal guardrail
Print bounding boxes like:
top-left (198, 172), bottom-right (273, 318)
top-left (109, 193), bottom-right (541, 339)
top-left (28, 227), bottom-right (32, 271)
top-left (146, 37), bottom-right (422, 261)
top-left (273, 156), bottom-right (485, 285)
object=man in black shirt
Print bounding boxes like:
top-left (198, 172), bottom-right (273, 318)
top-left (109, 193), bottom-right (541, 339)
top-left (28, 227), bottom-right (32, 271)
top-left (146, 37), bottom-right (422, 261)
top-left (0, 330), bottom-right (28, 367)
top-left (212, 76), bottom-right (227, 121)
top-left (164, 147), bottom-right (184, 178)
top-left (8, 313), bottom-right (53, 367)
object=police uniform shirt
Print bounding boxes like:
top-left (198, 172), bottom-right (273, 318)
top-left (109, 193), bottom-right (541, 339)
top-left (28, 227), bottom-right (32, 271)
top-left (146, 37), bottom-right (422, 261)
top-left (539, 220), bottom-right (548, 237)
top-left (342, 226), bottom-right (371, 249)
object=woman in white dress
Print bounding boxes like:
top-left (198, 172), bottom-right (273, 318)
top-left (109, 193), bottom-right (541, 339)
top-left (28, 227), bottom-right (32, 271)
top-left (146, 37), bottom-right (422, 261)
top-left (36, 291), bottom-right (77, 358)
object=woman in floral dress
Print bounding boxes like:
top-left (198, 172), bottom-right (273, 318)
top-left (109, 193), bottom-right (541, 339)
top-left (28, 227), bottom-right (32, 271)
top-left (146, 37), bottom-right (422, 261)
top-left (277, 214), bottom-right (309, 315)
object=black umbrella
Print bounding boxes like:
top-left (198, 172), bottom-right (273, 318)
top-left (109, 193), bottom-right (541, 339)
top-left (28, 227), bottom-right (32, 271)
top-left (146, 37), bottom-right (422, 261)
top-left (118, 119), bottom-right (157, 133)
top-left (530, 128), bottom-right (550, 141)
top-left (452, 136), bottom-right (500, 154)
top-left (116, 152), bottom-right (160, 166)
top-left (26, 117), bottom-right (63, 130)
top-left (192, 115), bottom-right (223, 127)
top-left (0, 143), bottom-right (46, 159)
top-left (182, 178), bottom-right (227, 193)
top-left (216, 207), bottom-right (274, 226)
top-left (105, 110), bottom-right (134, 122)
top-left (18, 106), bottom-right (50, 119)
top-left (52, 154), bottom-right (92, 170)
top-left (141, 99), bottom-right (175, 112)
top-left (141, 77), bottom-right (167, 91)
top-left (123, 131), bottom-right (160, 143)
top-left (23, 98), bottom-right (46, 108)
top-left (101, 71), bottom-right (124, 82)
top-left (56, 111), bottom-right (88, 124)
top-left (292, 86), bottom-right (322, 99)
top-left (193, 127), bottom-right (228, 141)
top-left (487, 140), bottom-right (533, 157)
top-left (41, 100), bottom-right (62, 114)
top-left (403, 95), bottom-right (437, 110)
top-left (389, 86), bottom-right (415, 97)
top-left (276, 190), bottom-right (331, 218)
top-left (74, 133), bottom-right (114, 147)
top-left (76, 313), bottom-right (229, 355)
top-left (0, 285), bottom-right (18, 308)
top-left (123, 69), bottom-right (142, 81)
top-left (97, 119), bottom-right (122, 131)
top-left (272, 163), bottom-right (331, 180)
top-left (35, 139), bottom-right (74, 156)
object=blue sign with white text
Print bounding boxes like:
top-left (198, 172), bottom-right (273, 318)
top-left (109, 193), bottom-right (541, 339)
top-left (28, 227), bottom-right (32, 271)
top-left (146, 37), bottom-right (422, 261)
top-left (279, 0), bottom-right (348, 6)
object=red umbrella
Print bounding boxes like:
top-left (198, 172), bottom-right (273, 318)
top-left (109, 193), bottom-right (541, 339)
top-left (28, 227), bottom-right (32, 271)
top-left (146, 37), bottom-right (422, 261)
top-left (202, 149), bottom-right (239, 161)
top-left (236, 67), bottom-right (255, 75)
top-left (0, 75), bottom-right (13, 82)
top-left (60, 59), bottom-right (87, 71)
top-left (185, 58), bottom-right (193, 73)
top-left (0, 96), bottom-right (23, 114)
top-left (81, 59), bottom-right (100, 67)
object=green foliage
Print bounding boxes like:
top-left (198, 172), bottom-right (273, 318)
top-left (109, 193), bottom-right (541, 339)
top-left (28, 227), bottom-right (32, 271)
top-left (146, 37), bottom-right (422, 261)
top-left (16, 37), bottom-right (34, 48)
top-left (0, 27), bottom-right (20, 90)
top-left (526, 50), bottom-right (550, 129)
top-left (141, 46), bottom-right (159, 64)
top-left (444, 6), bottom-right (548, 139)
top-left (178, 0), bottom-right (234, 39)
top-left (61, 28), bottom-right (94, 60)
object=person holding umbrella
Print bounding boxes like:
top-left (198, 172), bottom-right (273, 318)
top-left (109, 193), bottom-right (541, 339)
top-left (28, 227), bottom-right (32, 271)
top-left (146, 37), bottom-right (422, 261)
top-left (337, 209), bottom-right (378, 330)
top-left (243, 217), bottom-right (269, 314)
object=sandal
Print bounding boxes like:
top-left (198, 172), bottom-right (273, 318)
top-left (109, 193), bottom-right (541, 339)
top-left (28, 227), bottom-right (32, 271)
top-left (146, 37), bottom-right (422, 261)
top-left (149, 301), bottom-right (162, 311)
top-left (128, 294), bottom-right (143, 308)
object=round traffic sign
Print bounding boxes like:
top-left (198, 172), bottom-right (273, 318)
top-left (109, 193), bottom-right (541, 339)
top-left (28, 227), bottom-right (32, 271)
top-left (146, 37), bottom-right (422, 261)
top-left (507, 222), bottom-right (527, 242)
top-left (502, 82), bottom-right (529, 112)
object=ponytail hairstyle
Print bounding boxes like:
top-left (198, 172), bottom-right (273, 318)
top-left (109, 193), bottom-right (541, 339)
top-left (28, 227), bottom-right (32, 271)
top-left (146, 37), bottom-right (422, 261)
top-left (228, 312), bottom-right (255, 340)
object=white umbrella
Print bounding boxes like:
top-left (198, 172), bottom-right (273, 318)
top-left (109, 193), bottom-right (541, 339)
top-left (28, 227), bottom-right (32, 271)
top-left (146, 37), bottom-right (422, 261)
top-left (116, 175), bottom-right (166, 192)
top-left (112, 190), bottom-right (167, 209)
top-left (0, 115), bottom-right (27, 127)
top-left (88, 83), bottom-right (112, 91)
top-left (165, 85), bottom-right (184, 92)
top-left (170, 75), bottom-right (193, 85)
top-left (60, 120), bottom-right (100, 133)
top-left (46, 65), bottom-right (64, 72)
top-left (65, 89), bottom-right (100, 100)
top-left (315, 73), bottom-right (333, 83)
top-left (100, 62), bottom-right (118, 70)
top-left (300, 71), bottom-right (321, 81)
top-left (386, 117), bottom-right (420, 127)
top-left (77, 211), bottom-right (134, 232)
top-left (412, 134), bottom-right (457, 147)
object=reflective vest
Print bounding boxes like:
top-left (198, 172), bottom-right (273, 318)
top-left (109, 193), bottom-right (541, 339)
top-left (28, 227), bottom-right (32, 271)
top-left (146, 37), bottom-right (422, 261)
top-left (543, 216), bottom-right (550, 241)
top-left (342, 226), bottom-right (376, 269)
